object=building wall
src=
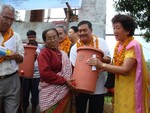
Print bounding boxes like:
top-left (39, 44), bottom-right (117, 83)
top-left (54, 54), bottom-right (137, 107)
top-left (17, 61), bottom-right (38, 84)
top-left (12, 22), bottom-right (55, 42)
top-left (12, 0), bottom-right (106, 42)
top-left (78, 0), bottom-right (106, 38)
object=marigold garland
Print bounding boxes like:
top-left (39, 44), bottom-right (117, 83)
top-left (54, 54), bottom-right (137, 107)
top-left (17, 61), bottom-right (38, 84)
top-left (0, 28), bottom-right (14, 63)
top-left (113, 37), bottom-right (134, 66)
top-left (76, 35), bottom-right (99, 48)
top-left (58, 37), bottom-right (71, 54)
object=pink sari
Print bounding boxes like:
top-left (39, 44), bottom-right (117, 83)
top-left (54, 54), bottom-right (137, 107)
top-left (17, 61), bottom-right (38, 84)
top-left (126, 40), bottom-right (149, 113)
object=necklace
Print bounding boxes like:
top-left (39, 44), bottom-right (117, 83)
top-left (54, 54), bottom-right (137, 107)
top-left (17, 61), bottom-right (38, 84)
top-left (76, 35), bottom-right (99, 48)
top-left (0, 28), bottom-right (14, 63)
top-left (59, 37), bottom-right (71, 54)
top-left (113, 37), bottom-right (134, 66)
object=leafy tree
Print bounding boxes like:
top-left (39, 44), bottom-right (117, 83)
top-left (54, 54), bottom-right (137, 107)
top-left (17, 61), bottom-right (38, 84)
top-left (113, 0), bottom-right (150, 42)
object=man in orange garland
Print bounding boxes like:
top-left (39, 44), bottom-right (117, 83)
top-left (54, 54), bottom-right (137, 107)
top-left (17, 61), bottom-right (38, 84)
top-left (55, 25), bottom-right (72, 55)
top-left (0, 4), bottom-right (24, 113)
top-left (70, 20), bottom-right (111, 113)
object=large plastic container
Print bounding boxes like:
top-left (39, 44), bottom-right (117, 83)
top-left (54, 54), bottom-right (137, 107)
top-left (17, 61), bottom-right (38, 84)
top-left (19, 45), bottom-right (37, 78)
top-left (72, 46), bottom-right (104, 94)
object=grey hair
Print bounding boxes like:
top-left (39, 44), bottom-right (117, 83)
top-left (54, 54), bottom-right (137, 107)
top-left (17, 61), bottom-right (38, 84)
top-left (0, 4), bottom-right (15, 16)
top-left (55, 24), bottom-right (67, 34)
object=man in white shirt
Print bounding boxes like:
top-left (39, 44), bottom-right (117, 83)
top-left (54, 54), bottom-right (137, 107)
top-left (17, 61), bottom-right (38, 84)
top-left (22, 30), bottom-right (41, 113)
top-left (70, 20), bottom-right (111, 113)
top-left (0, 4), bottom-right (24, 113)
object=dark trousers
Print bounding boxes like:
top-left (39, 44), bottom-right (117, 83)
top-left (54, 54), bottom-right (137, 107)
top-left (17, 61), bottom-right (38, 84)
top-left (22, 78), bottom-right (40, 110)
top-left (75, 93), bottom-right (105, 113)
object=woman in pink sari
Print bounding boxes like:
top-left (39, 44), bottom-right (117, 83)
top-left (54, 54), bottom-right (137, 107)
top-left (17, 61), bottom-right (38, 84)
top-left (87, 14), bottom-right (149, 113)
top-left (37, 28), bottom-right (74, 113)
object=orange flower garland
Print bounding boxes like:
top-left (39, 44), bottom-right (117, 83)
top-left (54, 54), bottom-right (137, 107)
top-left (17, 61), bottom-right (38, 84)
top-left (59, 37), bottom-right (71, 54)
top-left (1, 28), bottom-right (14, 46)
top-left (113, 37), bottom-right (134, 66)
top-left (0, 28), bottom-right (14, 63)
top-left (76, 35), bottom-right (99, 48)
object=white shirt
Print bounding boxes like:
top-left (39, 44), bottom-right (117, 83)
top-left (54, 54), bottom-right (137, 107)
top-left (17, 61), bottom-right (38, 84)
top-left (33, 44), bottom-right (43, 78)
top-left (0, 32), bottom-right (24, 76)
top-left (70, 37), bottom-right (110, 94)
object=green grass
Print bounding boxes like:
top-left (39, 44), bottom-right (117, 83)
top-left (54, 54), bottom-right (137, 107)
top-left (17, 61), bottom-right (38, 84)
top-left (105, 96), bottom-right (113, 104)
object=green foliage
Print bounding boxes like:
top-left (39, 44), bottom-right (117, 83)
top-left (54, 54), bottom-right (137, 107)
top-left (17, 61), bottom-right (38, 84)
top-left (113, 0), bottom-right (150, 42)
top-left (146, 61), bottom-right (150, 72)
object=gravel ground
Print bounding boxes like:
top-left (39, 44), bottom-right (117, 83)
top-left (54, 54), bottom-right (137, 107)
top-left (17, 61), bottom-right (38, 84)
top-left (103, 103), bottom-right (114, 113)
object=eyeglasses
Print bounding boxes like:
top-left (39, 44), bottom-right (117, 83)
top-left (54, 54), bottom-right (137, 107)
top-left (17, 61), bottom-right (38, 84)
top-left (0, 16), bottom-right (15, 23)
top-left (46, 35), bottom-right (59, 41)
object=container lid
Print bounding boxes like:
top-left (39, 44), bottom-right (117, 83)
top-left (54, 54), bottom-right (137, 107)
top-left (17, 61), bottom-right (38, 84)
top-left (24, 45), bottom-right (37, 49)
top-left (77, 46), bottom-right (104, 57)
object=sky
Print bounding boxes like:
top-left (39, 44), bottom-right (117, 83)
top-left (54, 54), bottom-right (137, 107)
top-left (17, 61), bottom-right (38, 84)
top-left (18, 0), bottom-right (150, 61)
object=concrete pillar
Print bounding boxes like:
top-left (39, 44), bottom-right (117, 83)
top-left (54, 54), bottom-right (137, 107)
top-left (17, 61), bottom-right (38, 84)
top-left (78, 0), bottom-right (106, 38)
top-left (24, 10), bottom-right (31, 22)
